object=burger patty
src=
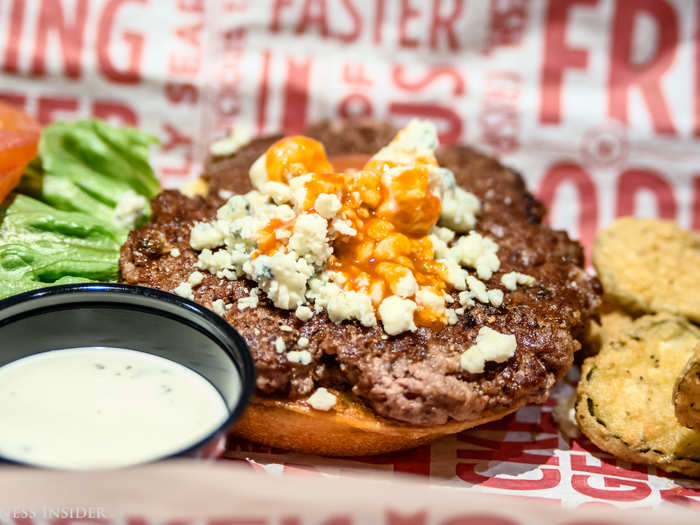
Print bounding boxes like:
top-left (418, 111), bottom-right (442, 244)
top-left (119, 119), bottom-right (601, 426)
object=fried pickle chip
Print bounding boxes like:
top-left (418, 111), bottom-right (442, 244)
top-left (592, 218), bottom-right (700, 323)
top-left (674, 344), bottom-right (700, 431)
top-left (581, 300), bottom-right (634, 357)
top-left (576, 313), bottom-right (700, 477)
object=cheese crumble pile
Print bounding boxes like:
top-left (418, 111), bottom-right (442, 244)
top-left (179, 120), bottom-right (535, 374)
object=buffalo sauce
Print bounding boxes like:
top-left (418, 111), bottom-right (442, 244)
top-left (256, 216), bottom-right (295, 255)
top-left (265, 136), bottom-right (332, 183)
top-left (256, 137), bottom-right (451, 329)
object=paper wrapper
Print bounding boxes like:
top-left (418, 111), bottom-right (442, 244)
top-left (1, 0), bottom-right (700, 514)
top-left (0, 459), bottom-right (699, 523)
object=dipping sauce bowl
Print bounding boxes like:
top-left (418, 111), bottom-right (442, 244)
top-left (0, 283), bottom-right (255, 469)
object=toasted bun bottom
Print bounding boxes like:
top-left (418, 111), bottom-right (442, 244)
top-left (231, 391), bottom-right (521, 456)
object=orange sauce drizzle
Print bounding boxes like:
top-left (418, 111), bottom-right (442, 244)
top-left (256, 137), bottom-right (451, 329)
top-left (265, 136), bottom-right (332, 183)
top-left (256, 217), bottom-right (295, 256)
top-left (300, 172), bottom-right (345, 210)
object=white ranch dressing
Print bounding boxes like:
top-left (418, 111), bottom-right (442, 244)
top-left (0, 347), bottom-right (231, 469)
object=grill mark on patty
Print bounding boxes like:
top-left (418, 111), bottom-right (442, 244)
top-left (119, 118), bottom-right (601, 426)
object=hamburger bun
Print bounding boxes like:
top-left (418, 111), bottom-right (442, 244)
top-left (233, 391), bottom-right (521, 456)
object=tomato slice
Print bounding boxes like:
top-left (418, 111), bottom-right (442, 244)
top-left (0, 165), bottom-right (25, 203)
top-left (0, 101), bottom-right (40, 203)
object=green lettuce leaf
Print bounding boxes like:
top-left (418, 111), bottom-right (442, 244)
top-left (18, 120), bottom-right (160, 223)
top-left (0, 120), bottom-right (160, 299)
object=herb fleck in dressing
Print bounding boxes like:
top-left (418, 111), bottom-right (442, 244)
top-left (0, 347), bottom-right (231, 469)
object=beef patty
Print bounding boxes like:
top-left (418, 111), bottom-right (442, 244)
top-left (119, 119), bottom-right (601, 426)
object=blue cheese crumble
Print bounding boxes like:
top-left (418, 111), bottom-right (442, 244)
top-left (182, 119), bottom-right (530, 357)
top-left (460, 327), bottom-right (517, 374)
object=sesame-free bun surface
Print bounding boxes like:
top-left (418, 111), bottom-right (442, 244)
top-left (232, 390), bottom-right (523, 456)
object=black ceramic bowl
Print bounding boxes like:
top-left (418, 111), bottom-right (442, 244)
top-left (0, 283), bottom-right (255, 468)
